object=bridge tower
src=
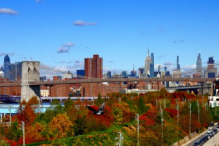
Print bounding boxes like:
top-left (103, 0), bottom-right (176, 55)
top-left (21, 61), bottom-right (40, 102)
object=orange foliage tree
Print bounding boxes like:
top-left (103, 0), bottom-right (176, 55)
top-left (49, 113), bottom-right (73, 138)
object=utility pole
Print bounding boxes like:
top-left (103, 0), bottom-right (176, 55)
top-left (197, 101), bottom-right (199, 124)
top-left (189, 103), bottom-right (191, 137)
top-left (22, 121), bottom-right (25, 146)
top-left (115, 132), bottom-right (123, 146)
top-left (136, 114), bottom-right (140, 146)
top-left (215, 101), bottom-right (217, 116)
top-left (176, 101), bottom-right (179, 142)
top-left (164, 99), bottom-right (166, 109)
top-left (9, 105), bottom-right (11, 126)
top-left (161, 108), bottom-right (164, 146)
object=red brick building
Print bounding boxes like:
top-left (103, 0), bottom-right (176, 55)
top-left (85, 54), bottom-right (103, 79)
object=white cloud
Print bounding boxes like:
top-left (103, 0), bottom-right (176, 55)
top-left (57, 47), bottom-right (70, 53)
top-left (73, 20), bottom-right (97, 26)
top-left (0, 8), bottom-right (18, 15)
top-left (57, 42), bottom-right (74, 53)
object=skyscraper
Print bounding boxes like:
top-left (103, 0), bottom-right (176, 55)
top-left (85, 54), bottom-right (103, 78)
top-left (204, 57), bottom-right (217, 78)
top-left (9, 62), bottom-right (22, 81)
top-left (150, 53), bottom-right (154, 78)
top-left (196, 53), bottom-right (202, 76)
top-left (142, 48), bottom-right (151, 78)
top-left (4, 54), bottom-right (10, 79)
top-left (177, 56), bottom-right (180, 70)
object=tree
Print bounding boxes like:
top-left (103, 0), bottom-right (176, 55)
top-left (49, 113), bottom-right (73, 138)
top-left (113, 107), bottom-right (123, 125)
top-left (138, 96), bottom-right (148, 114)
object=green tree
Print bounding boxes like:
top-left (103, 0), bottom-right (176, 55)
top-left (137, 96), bottom-right (147, 114)
top-left (113, 107), bottom-right (123, 125)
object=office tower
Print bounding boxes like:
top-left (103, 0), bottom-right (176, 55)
top-left (40, 76), bottom-right (47, 81)
top-left (138, 68), bottom-right (144, 78)
top-left (77, 70), bottom-right (85, 78)
top-left (122, 71), bottom-right (127, 78)
top-left (164, 66), bottom-right (167, 74)
top-left (85, 54), bottom-right (103, 78)
top-left (9, 62), bottom-right (22, 81)
top-left (196, 53), bottom-right (202, 76)
top-left (177, 56), bottom-right (180, 70)
top-left (106, 71), bottom-right (111, 78)
top-left (150, 53), bottom-right (154, 78)
top-left (204, 57), bottom-right (217, 78)
top-left (142, 47), bottom-right (152, 78)
top-left (4, 54), bottom-right (10, 79)
top-left (158, 65), bottom-right (161, 73)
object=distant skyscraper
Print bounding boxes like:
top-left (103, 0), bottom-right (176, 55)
top-left (196, 53), bottom-right (202, 76)
top-left (106, 71), bottom-right (111, 78)
top-left (177, 56), bottom-right (180, 70)
top-left (142, 47), bottom-right (152, 78)
top-left (122, 71), bottom-right (128, 78)
top-left (9, 62), bottom-right (22, 81)
top-left (85, 54), bottom-right (103, 78)
top-left (150, 53), bottom-right (154, 78)
top-left (138, 68), bottom-right (144, 78)
top-left (204, 57), bottom-right (217, 78)
top-left (4, 54), bottom-right (10, 79)
top-left (77, 70), bottom-right (85, 78)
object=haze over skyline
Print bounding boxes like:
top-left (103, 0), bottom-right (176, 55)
top-left (1, 0), bottom-right (219, 76)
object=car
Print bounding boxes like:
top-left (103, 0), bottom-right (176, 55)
top-left (213, 129), bottom-right (217, 134)
top-left (206, 130), bottom-right (213, 137)
top-left (201, 135), bottom-right (209, 142)
top-left (193, 139), bottom-right (205, 146)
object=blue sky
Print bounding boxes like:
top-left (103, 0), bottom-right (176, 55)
top-left (0, 0), bottom-right (219, 76)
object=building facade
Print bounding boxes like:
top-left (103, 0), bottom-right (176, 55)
top-left (204, 57), bottom-right (217, 78)
top-left (196, 53), bottom-right (202, 76)
top-left (3, 54), bottom-right (10, 79)
top-left (142, 48), bottom-right (152, 78)
top-left (85, 54), bottom-right (103, 79)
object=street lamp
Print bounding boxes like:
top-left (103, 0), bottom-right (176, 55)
top-left (115, 132), bottom-right (123, 146)
top-left (9, 105), bottom-right (11, 126)
top-left (136, 114), bottom-right (140, 146)
top-left (189, 103), bottom-right (191, 137)
top-left (160, 108), bottom-right (164, 146)
top-left (22, 121), bottom-right (25, 146)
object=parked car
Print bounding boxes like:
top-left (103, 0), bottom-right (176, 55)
top-left (213, 129), bottom-right (218, 134)
top-left (206, 130), bottom-right (213, 137)
top-left (201, 135), bottom-right (209, 142)
top-left (193, 139), bottom-right (205, 146)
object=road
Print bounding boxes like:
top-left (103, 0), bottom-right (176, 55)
top-left (185, 125), bottom-right (218, 146)
top-left (203, 130), bottom-right (219, 146)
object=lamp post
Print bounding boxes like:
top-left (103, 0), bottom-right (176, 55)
top-left (176, 101), bottom-right (179, 142)
top-left (9, 105), bottom-right (11, 126)
top-left (115, 132), bottom-right (123, 146)
top-left (22, 121), bottom-right (25, 146)
top-left (189, 103), bottom-right (191, 137)
top-left (136, 114), bottom-right (140, 146)
top-left (161, 108), bottom-right (164, 146)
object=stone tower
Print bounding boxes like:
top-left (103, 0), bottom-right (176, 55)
top-left (21, 61), bottom-right (40, 102)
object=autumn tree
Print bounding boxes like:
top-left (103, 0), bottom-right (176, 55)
top-left (49, 113), bottom-right (73, 138)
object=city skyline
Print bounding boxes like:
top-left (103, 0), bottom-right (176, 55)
top-left (1, 0), bottom-right (219, 75)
